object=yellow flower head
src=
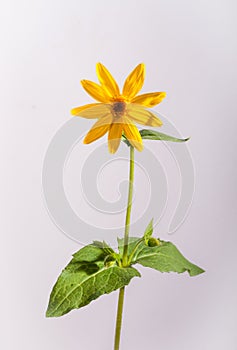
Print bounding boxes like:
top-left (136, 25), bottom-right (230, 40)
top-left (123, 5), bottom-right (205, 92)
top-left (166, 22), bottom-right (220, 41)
top-left (71, 63), bottom-right (166, 154)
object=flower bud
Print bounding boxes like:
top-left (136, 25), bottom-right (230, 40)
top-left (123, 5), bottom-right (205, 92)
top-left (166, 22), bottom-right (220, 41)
top-left (148, 237), bottom-right (161, 247)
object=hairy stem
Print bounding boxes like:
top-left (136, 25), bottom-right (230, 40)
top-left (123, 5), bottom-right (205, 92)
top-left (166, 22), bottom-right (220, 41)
top-left (114, 146), bottom-right (135, 350)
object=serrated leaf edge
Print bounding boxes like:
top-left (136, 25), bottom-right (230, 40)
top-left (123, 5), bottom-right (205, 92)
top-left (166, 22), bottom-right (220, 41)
top-left (46, 265), bottom-right (141, 317)
top-left (136, 250), bottom-right (204, 276)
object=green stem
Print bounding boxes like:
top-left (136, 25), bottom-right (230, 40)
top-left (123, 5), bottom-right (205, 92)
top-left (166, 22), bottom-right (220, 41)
top-left (114, 287), bottom-right (125, 350)
top-left (114, 146), bottom-right (135, 350)
top-left (122, 146), bottom-right (135, 265)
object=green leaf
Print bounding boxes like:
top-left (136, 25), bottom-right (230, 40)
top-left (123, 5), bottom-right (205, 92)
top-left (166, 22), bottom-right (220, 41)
top-left (46, 259), bottom-right (140, 317)
top-left (93, 240), bottom-right (115, 255)
top-left (117, 237), bottom-right (142, 257)
top-left (122, 130), bottom-right (189, 147)
top-left (72, 244), bottom-right (108, 263)
top-left (72, 241), bottom-right (118, 265)
top-left (139, 129), bottom-right (190, 143)
top-left (131, 240), bottom-right (204, 277)
top-left (143, 219), bottom-right (153, 241)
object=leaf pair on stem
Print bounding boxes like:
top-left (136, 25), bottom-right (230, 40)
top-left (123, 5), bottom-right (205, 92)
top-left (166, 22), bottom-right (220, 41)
top-left (46, 220), bottom-right (204, 318)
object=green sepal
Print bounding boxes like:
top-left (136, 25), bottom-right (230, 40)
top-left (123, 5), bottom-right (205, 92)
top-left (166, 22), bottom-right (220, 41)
top-left (46, 252), bottom-right (140, 317)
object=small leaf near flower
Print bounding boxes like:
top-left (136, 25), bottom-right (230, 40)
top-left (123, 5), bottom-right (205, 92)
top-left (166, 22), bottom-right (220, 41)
top-left (122, 130), bottom-right (189, 147)
top-left (139, 129), bottom-right (190, 142)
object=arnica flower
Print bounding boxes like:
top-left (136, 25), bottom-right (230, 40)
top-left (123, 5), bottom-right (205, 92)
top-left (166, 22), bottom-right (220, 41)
top-left (71, 63), bottom-right (166, 154)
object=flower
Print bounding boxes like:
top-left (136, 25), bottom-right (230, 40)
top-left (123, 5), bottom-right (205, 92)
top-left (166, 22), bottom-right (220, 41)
top-left (71, 63), bottom-right (166, 154)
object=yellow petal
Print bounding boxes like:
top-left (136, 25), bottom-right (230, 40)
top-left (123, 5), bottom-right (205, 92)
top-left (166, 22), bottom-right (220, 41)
top-left (81, 80), bottom-right (111, 103)
top-left (108, 120), bottom-right (123, 154)
top-left (131, 92), bottom-right (166, 107)
top-left (122, 63), bottom-right (145, 100)
top-left (126, 104), bottom-right (163, 127)
top-left (84, 115), bottom-right (112, 144)
top-left (75, 103), bottom-right (111, 119)
top-left (71, 103), bottom-right (101, 116)
top-left (96, 63), bottom-right (120, 98)
top-left (123, 117), bottom-right (143, 152)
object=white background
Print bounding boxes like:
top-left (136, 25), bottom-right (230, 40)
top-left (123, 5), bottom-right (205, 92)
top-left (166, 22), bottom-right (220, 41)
top-left (1, 1), bottom-right (237, 349)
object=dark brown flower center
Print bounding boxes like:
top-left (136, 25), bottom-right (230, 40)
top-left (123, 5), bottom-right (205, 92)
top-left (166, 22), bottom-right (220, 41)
top-left (112, 101), bottom-right (126, 117)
